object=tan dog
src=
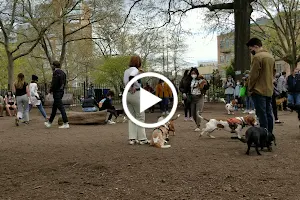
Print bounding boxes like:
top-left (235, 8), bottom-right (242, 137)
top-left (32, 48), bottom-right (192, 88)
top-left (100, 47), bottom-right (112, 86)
top-left (276, 97), bottom-right (287, 110)
top-left (150, 114), bottom-right (180, 148)
top-left (197, 111), bottom-right (257, 139)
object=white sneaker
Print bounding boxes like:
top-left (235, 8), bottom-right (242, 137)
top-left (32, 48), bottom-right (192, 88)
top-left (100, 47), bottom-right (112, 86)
top-left (59, 123), bottom-right (70, 129)
top-left (249, 110), bottom-right (256, 114)
top-left (129, 140), bottom-right (135, 145)
top-left (194, 128), bottom-right (201, 132)
top-left (243, 110), bottom-right (249, 114)
top-left (166, 111), bottom-right (170, 114)
top-left (138, 140), bottom-right (149, 145)
top-left (107, 120), bottom-right (116, 125)
top-left (162, 112), bottom-right (166, 115)
top-left (44, 121), bottom-right (52, 128)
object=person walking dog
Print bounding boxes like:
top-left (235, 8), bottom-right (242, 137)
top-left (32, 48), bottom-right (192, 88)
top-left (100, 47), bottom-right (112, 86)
top-left (44, 61), bottom-right (69, 129)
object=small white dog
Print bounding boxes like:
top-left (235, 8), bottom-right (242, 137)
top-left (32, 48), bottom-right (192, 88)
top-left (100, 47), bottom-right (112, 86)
top-left (220, 98), bottom-right (237, 115)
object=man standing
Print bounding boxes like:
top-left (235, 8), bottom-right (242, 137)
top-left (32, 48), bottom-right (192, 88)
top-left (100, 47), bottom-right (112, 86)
top-left (247, 37), bottom-right (275, 135)
top-left (44, 61), bottom-right (69, 128)
top-left (277, 71), bottom-right (288, 111)
top-left (286, 68), bottom-right (300, 121)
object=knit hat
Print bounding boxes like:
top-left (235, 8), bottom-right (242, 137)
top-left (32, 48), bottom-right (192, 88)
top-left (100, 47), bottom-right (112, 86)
top-left (32, 75), bottom-right (38, 81)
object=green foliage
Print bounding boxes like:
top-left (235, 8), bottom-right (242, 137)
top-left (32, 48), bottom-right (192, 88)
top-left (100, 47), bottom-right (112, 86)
top-left (0, 47), bottom-right (34, 89)
top-left (225, 60), bottom-right (235, 78)
top-left (91, 55), bottom-right (131, 92)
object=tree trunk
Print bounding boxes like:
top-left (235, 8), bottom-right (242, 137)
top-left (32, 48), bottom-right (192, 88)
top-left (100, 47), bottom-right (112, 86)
top-left (233, 0), bottom-right (252, 79)
top-left (7, 53), bottom-right (14, 90)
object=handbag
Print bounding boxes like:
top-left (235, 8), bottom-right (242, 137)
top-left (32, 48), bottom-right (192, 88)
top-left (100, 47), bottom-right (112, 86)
top-left (240, 86), bottom-right (246, 97)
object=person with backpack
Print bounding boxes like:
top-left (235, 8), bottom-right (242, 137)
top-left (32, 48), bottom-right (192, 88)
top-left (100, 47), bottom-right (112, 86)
top-left (82, 95), bottom-right (99, 112)
top-left (99, 91), bottom-right (117, 125)
top-left (179, 69), bottom-right (192, 121)
top-left (29, 75), bottom-right (48, 120)
top-left (223, 75), bottom-right (235, 103)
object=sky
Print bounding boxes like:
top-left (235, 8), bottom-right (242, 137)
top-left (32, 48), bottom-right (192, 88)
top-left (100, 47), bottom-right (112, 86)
top-left (181, 9), bottom-right (219, 66)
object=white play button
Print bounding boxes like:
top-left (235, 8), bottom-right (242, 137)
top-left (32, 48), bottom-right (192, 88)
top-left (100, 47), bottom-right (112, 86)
top-left (122, 72), bottom-right (178, 129)
top-left (139, 88), bottom-right (162, 113)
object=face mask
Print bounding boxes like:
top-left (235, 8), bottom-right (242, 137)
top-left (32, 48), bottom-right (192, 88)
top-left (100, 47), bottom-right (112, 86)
top-left (251, 50), bottom-right (256, 55)
top-left (191, 75), bottom-right (197, 79)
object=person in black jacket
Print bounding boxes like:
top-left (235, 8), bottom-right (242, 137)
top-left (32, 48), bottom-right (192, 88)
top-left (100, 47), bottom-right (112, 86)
top-left (44, 61), bottom-right (69, 129)
top-left (286, 68), bottom-right (300, 120)
top-left (99, 91), bottom-right (118, 125)
top-left (179, 69), bottom-right (192, 121)
top-left (82, 95), bottom-right (99, 112)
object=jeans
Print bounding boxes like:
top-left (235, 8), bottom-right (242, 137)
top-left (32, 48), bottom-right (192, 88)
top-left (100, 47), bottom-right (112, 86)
top-left (160, 98), bottom-right (169, 112)
top-left (82, 107), bottom-right (98, 112)
top-left (287, 93), bottom-right (300, 120)
top-left (16, 94), bottom-right (29, 122)
top-left (245, 96), bottom-right (254, 110)
top-left (251, 94), bottom-right (274, 134)
top-left (226, 94), bottom-right (233, 103)
top-left (49, 91), bottom-right (68, 124)
top-left (184, 99), bottom-right (191, 118)
top-left (191, 95), bottom-right (204, 128)
top-left (272, 94), bottom-right (278, 120)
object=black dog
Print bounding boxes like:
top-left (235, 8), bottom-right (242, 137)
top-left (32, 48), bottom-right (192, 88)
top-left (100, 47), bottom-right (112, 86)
top-left (239, 127), bottom-right (276, 155)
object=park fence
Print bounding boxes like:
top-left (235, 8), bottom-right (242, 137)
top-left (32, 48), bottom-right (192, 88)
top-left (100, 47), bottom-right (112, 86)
top-left (0, 81), bottom-right (225, 106)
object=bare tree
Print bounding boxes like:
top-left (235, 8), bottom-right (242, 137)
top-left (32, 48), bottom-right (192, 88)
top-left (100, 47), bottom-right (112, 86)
top-left (124, 0), bottom-right (255, 78)
top-left (252, 0), bottom-right (300, 70)
top-left (0, 0), bottom-right (72, 89)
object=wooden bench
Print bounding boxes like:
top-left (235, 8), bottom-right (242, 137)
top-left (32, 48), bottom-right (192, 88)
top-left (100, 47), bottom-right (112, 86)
top-left (57, 110), bottom-right (107, 125)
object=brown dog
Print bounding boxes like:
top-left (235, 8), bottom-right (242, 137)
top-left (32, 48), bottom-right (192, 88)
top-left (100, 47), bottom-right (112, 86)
top-left (276, 97), bottom-right (287, 110)
top-left (150, 114), bottom-right (180, 148)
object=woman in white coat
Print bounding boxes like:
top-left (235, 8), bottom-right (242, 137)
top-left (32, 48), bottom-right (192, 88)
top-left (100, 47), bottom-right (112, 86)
top-left (123, 55), bottom-right (148, 145)
top-left (29, 75), bottom-right (48, 120)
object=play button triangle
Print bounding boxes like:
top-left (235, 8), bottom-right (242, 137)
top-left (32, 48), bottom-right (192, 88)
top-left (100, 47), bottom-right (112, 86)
top-left (139, 88), bottom-right (162, 113)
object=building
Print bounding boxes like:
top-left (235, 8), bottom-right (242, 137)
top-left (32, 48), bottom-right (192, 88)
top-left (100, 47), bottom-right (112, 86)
top-left (217, 17), bottom-right (292, 75)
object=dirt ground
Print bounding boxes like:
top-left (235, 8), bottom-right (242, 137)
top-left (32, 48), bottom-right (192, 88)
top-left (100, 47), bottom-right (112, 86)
top-left (1, 103), bottom-right (300, 200)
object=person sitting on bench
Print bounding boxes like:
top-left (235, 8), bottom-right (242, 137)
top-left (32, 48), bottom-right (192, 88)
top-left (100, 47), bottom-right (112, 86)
top-left (4, 91), bottom-right (17, 116)
top-left (82, 95), bottom-right (99, 112)
top-left (99, 91), bottom-right (118, 125)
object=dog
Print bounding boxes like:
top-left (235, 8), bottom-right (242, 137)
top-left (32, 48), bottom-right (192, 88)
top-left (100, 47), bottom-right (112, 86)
top-left (150, 114), bottom-right (180, 148)
top-left (239, 126), bottom-right (276, 155)
top-left (198, 112), bottom-right (257, 139)
top-left (157, 114), bottom-right (180, 136)
top-left (276, 97), bottom-right (287, 111)
top-left (220, 98), bottom-right (237, 115)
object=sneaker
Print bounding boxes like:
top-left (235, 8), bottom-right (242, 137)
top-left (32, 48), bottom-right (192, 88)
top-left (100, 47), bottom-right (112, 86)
top-left (249, 110), bottom-right (256, 114)
top-left (194, 128), bottom-right (201, 132)
top-left (122, 116), bottom-right (127, 123)
top-left (243, 110), bottom-right (249, 114)
top-left (129, 140), bottom-right (135, 145)
top-left (107, 120), bottom-right (116, 125)
top-left (189, 117), bottom-right (193, 121)
top-left (162, 112), bottom-right (166, 115)
top-left (138, 140), bottom-right (149, 145)
top-left (184, 117), bottom-right (188, 121)
top-left (59, 123), bottom-right (70, 129)
top-left (275, 120), bottom-right (283, 124)
top-left (15, 118), bottom-right (19, 126)
top-left (44, 121), bottom-right (52, 128)
top-left (166, 111), bottom-right (170, 115)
